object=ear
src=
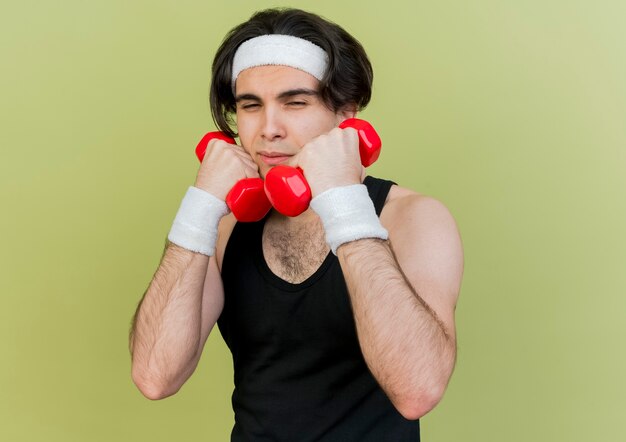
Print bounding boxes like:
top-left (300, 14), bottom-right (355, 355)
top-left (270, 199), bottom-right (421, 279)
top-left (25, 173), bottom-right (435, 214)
top-left (337, 103), bottom-right (357, 121)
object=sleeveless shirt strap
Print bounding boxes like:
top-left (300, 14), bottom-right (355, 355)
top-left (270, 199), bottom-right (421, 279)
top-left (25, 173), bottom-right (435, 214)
top-left (363, 176), bottom-right (397, 216)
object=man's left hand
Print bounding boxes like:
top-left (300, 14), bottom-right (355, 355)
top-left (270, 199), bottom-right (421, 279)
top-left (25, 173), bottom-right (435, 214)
top-left (293, 126), bottom-right (363, 197)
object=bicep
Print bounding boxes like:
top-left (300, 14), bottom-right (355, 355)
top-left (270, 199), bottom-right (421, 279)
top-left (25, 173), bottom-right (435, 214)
top-left (384, 196), bottom-right (464, 339)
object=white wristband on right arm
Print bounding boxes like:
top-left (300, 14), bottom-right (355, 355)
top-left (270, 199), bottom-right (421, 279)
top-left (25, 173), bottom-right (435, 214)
top-left (310, 184), bottom-right (388, 255)
top-left (167, 186), bottom-right (229, 256)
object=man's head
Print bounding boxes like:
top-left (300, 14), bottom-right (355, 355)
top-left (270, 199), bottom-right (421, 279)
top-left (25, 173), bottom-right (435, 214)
top-left (210, 8), bottom-right (373, 138)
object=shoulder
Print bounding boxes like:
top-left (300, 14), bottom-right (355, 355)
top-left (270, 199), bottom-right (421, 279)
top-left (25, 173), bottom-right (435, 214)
top-left (381, 185), bottom-right (459, 236)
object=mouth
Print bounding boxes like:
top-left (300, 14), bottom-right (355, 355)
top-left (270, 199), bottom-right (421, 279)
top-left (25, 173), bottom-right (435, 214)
top-left (258, 151), bottom-right (293, 166)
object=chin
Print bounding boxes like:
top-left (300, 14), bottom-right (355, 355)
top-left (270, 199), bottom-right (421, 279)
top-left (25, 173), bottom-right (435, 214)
top-left (258, 166), bottom-right (270, 179)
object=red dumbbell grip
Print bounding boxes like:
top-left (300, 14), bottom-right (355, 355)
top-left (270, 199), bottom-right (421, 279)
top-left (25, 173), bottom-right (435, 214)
top-left (195, 132), bottom-right (271, 222)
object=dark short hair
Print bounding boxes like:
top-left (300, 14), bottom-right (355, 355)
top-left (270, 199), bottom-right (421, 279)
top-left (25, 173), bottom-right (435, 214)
top-left (210, 8), bottom-right (373, 137)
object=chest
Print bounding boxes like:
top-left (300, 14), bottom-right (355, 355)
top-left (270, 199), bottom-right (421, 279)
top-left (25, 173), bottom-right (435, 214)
top-left (262, 220), bottom-right (330, 284)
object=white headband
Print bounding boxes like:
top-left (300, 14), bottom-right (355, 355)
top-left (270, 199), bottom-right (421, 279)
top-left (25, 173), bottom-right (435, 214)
top-left (231, 35), bottom-right (329, 89)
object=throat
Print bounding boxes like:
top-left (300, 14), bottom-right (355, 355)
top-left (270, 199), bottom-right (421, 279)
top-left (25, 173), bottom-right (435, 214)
top-left (262, 212), bottom-right (330, 284)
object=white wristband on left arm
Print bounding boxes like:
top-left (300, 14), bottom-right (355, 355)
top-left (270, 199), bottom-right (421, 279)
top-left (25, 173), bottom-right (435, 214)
top-left (310, 184), bottom-right (388, 255)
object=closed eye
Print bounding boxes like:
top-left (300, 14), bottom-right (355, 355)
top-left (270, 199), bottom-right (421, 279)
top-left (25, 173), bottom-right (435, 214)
top-left (239, 103), bottom-right (260, 110)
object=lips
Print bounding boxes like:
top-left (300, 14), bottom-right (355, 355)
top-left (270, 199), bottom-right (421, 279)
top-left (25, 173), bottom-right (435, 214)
top-left (258, 151), bottom-right (293, 166)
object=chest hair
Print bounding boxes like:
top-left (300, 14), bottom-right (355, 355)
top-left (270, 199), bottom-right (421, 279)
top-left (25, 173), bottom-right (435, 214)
top-left (262, 216), bottom-right (330, 284)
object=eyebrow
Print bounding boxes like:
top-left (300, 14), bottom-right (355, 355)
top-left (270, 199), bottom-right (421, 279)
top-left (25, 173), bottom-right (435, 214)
top-left (234, 93), bottom-right (260, 102)
top-left (235, 88), bottom-right (319, 102)
top-left (277, 88), bottom-right (318, 100)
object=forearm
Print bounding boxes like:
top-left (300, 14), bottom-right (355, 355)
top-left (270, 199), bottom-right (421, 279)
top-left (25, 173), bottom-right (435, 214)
top-left (130, 242), bottom-right (209, 398)
top-left (338, 238), bottom-right (456, 419)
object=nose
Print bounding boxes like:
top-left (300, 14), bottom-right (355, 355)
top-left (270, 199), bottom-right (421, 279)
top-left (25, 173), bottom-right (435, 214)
top-left (260, 107), bottom-right (286, 142)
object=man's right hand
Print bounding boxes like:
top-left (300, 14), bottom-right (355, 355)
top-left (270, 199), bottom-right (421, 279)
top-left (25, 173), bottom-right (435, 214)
top-left (194, 137), bottom-right (260, 201)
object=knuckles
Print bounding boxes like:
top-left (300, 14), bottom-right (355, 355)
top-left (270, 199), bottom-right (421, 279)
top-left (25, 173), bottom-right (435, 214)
top-left (300, 127), bottom-right (359, 160)
top-left (195, 138), bottom-right (258, 198)
top-left (203, 139), bottom-right (235, 162)
top-left (295, 126), bottom-right (362, 195)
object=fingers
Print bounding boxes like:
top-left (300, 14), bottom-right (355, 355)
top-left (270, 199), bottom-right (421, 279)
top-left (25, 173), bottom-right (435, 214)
top-left (195, 138), bottom-right (259, 200)
top-left (231, 146), bottom-right (259, 173)
top-left (293, 127), bottom-right (362, 197)
top-left (205, 138), bottom-right (257, 171)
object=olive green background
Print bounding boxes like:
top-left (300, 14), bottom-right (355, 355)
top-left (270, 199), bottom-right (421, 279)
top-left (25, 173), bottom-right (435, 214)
top-left (1, 0), bottom-right (624, 440)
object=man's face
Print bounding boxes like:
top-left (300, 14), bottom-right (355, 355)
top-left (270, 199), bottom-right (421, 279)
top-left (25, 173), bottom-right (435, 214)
top-left (234, 65), bottom-right (352, 177)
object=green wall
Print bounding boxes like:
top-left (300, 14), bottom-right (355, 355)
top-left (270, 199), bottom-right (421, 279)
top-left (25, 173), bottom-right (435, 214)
top-left (1, 1), bottom-right (624, 440)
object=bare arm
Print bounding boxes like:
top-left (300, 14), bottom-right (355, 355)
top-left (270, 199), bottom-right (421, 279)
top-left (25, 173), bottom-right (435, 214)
top-left (128, 240), bottom-right (224, 400)
top-left (337, 193), bottom-right (463, 420)
top-left (129, 133), bottom-right (257, 399)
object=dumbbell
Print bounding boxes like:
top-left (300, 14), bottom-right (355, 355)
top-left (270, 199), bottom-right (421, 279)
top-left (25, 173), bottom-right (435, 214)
top-left (195, 132), bottom-right (272, 222)
top-left (263, 118), bottom-right (382, 217)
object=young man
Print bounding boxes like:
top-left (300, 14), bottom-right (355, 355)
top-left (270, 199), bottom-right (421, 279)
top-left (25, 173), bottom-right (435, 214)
top-left (130, 8), bottom-right (463, 441)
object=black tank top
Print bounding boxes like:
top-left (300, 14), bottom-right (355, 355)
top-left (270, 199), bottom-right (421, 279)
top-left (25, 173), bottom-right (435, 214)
top-left (219, 176), bottom-right (420, 441)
